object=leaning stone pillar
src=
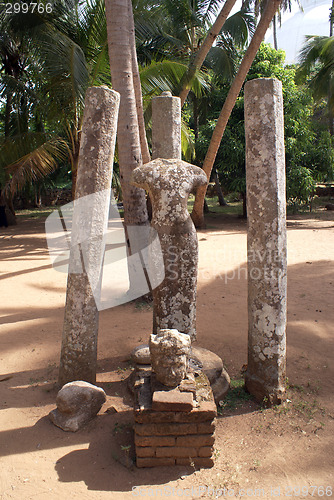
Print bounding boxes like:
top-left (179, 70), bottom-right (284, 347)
top-left (152, 91), bottom-right (181, 160)
top-left (58, 87), bottom-right (120, 386)
top-left (244, 78), bottom-right (287, 405)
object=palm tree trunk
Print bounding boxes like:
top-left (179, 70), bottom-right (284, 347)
top-left (329, 0), bottom-right (334, 134)
top-left (242, 191), bottom-right (247, 218)
top-left (71, 144), bottom-right (80, 199)
top-left (105, 0), bottom-right (148, 226)
top-left (191, 0), bottom-right (283, 228)
top-left (3, 95), bottom-right (17, 222)
top-left (273, 13), bottom-right (278, 50)
top-left (179, 0), bottom-right (237, 106)
top-left (193, 94), bottom-right (199, 141)
top-left (127, 0), bottom-right (151, 164)
top-left (213, 167), bottom-right (227, 206)
top-left (4, 94), bottom-right (12, 137)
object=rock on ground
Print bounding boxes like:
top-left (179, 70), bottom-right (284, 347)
top-left (49, 380), bottom-right (106, 432)
top-left (130, 344), bottom-right (151, 365)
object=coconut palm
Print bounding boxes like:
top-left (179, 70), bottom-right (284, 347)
top-left (297, 1), bottom-right (334, 134)
top-left (297, 35), bottom-right (334, 134)
top-left (191, 0), bottom-right (283, 227)
top-left (0, 0), bottom-right (111, 204)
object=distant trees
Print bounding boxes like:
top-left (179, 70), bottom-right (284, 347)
top-left (1, 0), bottom-right (332, 224)
top-left (190, 0), bottom-right (283, 227)
top-left (0, 0), bottom-right (111, 208)
top-left (196, 43), bottom-right (333, 212)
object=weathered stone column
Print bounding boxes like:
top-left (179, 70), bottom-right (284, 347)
top-left (58, 86), bottom-right (120, 386)
top-left (244, 78), bottom-right (287, 405)
top-left (132, 159), bottom-right (207, 339)
top-left (152, 91), bottom-right (181, 160)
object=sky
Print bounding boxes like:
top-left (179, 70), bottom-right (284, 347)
top-left (231, 0), bottom-right (332, 63)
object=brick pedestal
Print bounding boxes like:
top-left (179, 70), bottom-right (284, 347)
top-left (134, 370), bottom-right (216, 468)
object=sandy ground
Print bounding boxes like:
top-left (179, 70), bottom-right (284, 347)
top-left (0, 209), bottom-right (334, 499)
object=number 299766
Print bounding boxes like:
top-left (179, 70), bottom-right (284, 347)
top-left (5, 3), bottom-right (53, 14)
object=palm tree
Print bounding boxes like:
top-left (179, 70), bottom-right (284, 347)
top-left (243, 0), bottom-right (302, 49)
top-left (298, 35), bottom-right (334, 135)
top-left (191, 0), bottom-right (283, 227)
top-left (105, 0), bottom-right (149, 228)
top-left (178, 0), bottom-right (237, 106)
top-left (0, 0), bottom-right (111, 204)
top-left (297, 1), bottom-right (334, 134)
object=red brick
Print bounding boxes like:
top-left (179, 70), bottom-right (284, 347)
top-left (175, 457), bottom-right (214, 468)
top-left (135, 422), bottom-right (197, 436)
top-left (152, 391), bottom-right (193, 412)
top-left (135, 408), bottom-right (216, 424)
top-left (134, 423), bottom-right (156, 436)
top-left (136, 447), bottom-right (156, 458)
top-left (155, 423), bottom-right (197, 436)
top-left (135, 435), bottom-right (175, 447)
top-left (198, 446), bottom-right (214, 457)
top-left (137, 457), bottom-right (175, 468)
top-left (197, 421), bottom-right (216, 434)
top-left (176, 434), bottom-right (215, 447)
top-left (198, 401), bottom-right (217, 415)
top-left (156, 447), bottom-right (197, 458)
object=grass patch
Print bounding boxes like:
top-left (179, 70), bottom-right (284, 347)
top-left (287, 195), bottom-right (334, 215)
top-left (187, 195), bottom-right (243, 216)
top-left (218, 378), bottom-right (253, 414)
top-left (16, 207), bottom-right (54, 219)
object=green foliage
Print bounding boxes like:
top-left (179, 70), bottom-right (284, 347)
top-left (297, 35), bottom-right (334, 110)
top-left (218, 379), bottom-right (252, 414)
top-left (195, 43), bottom-right (334, 207)
top-left (0, 0), bottom-right (110, 198)
top-left (1, 134), bottom-right (69, 197)
top-left (286, 164), bottom-right (316, 207)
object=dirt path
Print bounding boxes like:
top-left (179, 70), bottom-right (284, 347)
top-left (0, 211), bottom-right (333, 499)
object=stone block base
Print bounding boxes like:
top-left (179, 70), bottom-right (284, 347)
top-left (134, 369), bottom-right (216, 468)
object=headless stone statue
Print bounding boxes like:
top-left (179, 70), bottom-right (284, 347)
top-left (132, 158), bottom-right (207, 340)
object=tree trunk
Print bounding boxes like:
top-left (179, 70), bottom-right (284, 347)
top-left (273, 13), bottom-right (278, 50)
top-left (70, 136), bottom-right (80, 199)
top-left (213, 167), bottom-right (227, 206)
top-left (179, 0), bottom-right (237, 106)
top-left (105, 0), bottom-right (148, 227)
top-left (34, 183), bottom-right (42, 208)
top-left (191, 0), bottom-right (283, 228)
top-left (4, 94), bottom-right (12, 137)
top-left (128, 0), bottom-right (151, 164)
top-left (242, 191), bottom-right (247, 218)
top-left (193, 94), bottom-right (199, 141)
top-left (329, 0), bottom-right (334, 134)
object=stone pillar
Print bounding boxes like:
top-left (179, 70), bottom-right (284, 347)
top-left (244, 78), bottom-right (287, 405)
top-left (58, 86), bottom-right (120, 386)
top-left (132, 159), bottom-right (207, 340)
top-left (152, 91), bottom-right (181, 160)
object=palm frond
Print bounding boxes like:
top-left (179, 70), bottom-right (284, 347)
top-left (140, 59), bottom-right (209, 98)
top-left (0, 74), bottom-right (39, 102)
top-left (204, 44), bottom-right (236, 81)
top-left (2, 134), bottom-right (69, 197)
top-left (181, 118), bottom-right (195, 161)
top-left (222, 9), bottom-right (256, 48)
top-left (200, 0), bottom-right (224, 22)
top-left (297, 36), bottom-right (334, 86)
